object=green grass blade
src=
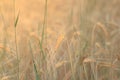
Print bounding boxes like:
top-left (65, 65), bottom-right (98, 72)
top-left (14, 11), bottom-right (20, 80)
top-left (33, 60), bottom-right (40, 80)
top-left (39, 26), bottom-right (46, 60)
top-left (14, 11), bottom-right (19, 27)
top-left (29, 41), bottom-right (40, 80)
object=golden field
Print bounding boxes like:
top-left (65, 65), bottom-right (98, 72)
top-left (0, 0), bottom-right (120, 80)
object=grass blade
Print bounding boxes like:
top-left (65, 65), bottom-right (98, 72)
top-left (29, 41), bottom-right (40, 80)
top-left (14, 11), bottom-right (19, 28)
top-left (14, 11), bottom-right (20, 80)
top-left (33, 60), bottom-right (40, 80)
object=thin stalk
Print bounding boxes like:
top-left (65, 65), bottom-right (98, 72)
top-left (15, 27), bottom-right (19, 80)
top-left (37, 0), bottom-right (48, 79)
top-left (14, 0), bottom-right (19, 79)
top-left (67, 42), bottom-right (76, 80)
top-left (39, 0), bottom-right (48, 60)
top-left (41, 0), bottom-right (48, 44)
top-left (29, 41), bottom-right (40, 80)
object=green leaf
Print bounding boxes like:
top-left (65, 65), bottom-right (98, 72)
top-left (14, 11), bottom-right (20, 28)
top-left (33, 60), bottom-right (40, 80)
top-left (29, 41), bottom-right (40, 80)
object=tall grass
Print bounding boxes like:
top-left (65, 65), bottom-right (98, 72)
top-left (14, 12), bottom-right (19, 80)
top-left (14, 0), bottom-right (20, 79)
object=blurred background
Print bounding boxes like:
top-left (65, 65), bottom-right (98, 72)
top-left (0, 0), bottom-right (120, 80)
